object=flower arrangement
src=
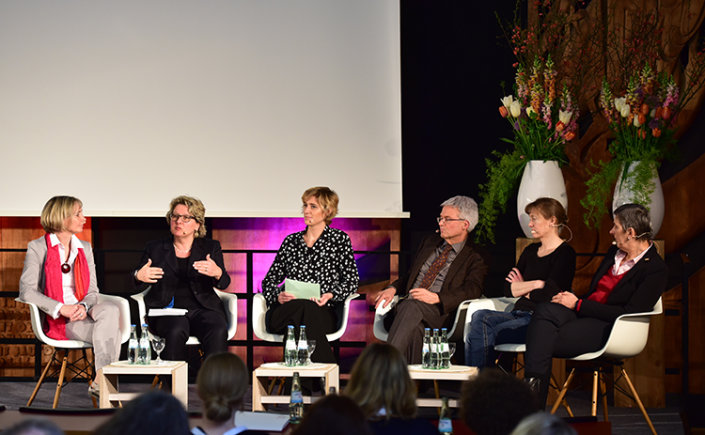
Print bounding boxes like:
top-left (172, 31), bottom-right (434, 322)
top-left (475, 56), bottom-right (578, 243)
top-left (581, 60), bottom-right (705, 228)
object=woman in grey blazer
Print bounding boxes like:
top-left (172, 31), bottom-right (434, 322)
top-left (19, 196), bottom-right (121, 396)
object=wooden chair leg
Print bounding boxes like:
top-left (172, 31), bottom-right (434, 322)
top-left (591, 370), bottom-right (599, 416)
top-left (27, 349), bottom-right (56, 407)
top-left (599, 371), bottom-right (609, 421)
top-left (53, 350), bottom-right (69, 409)
top-left (550, 368), bottom-right (575, 414)
top-left (550, 375), bottom-right (573, 417)
top-left (620, 368), bottom-right (657, 435)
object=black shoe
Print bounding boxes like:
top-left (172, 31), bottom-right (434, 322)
top-left (524, 376), bottom-right (541, 394)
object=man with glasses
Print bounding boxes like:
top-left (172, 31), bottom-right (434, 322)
top-left (374, 196), bottom-right (487, 363)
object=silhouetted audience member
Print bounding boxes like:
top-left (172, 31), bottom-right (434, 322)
top-left (291, 394), bottom-right (371, 435)
top-left (510, 412), bottom-right (576, 435)
top-left (0, 418), bottom-right (63, 435)
top-left (191, 352), bottom-right (257, 435)
top-left (460, 369), bottom-right (539, 435)
top-left (93, 390), bottom-right (190, 435)
top-left (345, 343), bottom-right (436, 435)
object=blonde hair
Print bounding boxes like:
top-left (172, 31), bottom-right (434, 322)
top-left (196, 352), bottom-right (248, 424)
top-left (344, 343), bottom-right (418, 420)
top-left (40, 196), bottom-right (82, 233)
top-left (166, 195), bottom-right (206, 238)
top-left (301, 186), bottom-right (339, 225)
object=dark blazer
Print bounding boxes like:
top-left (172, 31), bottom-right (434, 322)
top-left (579, 244), bottom-right (667, 322)
top-left (389, 234), bottom-right (487, 315)
top-left (134, 238), bottom-right (231, 313)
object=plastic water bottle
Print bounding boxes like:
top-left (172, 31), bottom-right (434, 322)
top-left (430, 329), bottom-right (439, 369)
top-left (139, 324), bottom-right (151, 364)
top-left (440, 327), bottom-right (450, 369)
top-left (422, 328), bottom-right (431, 369)
top-left (289, 372), bottom-right (304, 423)
top-left (297, 325), bottom-right (309, 366)
top-left (285, 325), bottom-right (297, 366)
top-left (128, 325), bottom-right (138, 364)
top-left (438, 397), bottom-right (453, 434)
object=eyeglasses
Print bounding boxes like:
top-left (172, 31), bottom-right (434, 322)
top-left (170, 213), bottom-right (196, 223)
top-left (437, 216), bottom-right (466, 224)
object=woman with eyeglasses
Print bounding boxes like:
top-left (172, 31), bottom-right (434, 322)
top-left (261, 186), bottom-right (359, 363)
top-left (133, 195), bottom-right (231, 362)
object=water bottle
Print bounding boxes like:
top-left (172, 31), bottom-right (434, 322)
top-left (128, 325), bottom-right (138, 364)
top-left (139, 324), bottom-right (151, 364)
top-left (297, 325), bottom-right (309, 366)
top-left (440, 327), bottom-right (450, 369)
top-left (285, 325), bottom-right (297, 366)
top-left (289, 372), bottom-right (304, 424)
top-left (438, 397), bottom-right (453, 434)
top-left (422, 328), bottom-right (431, 369)
top-left (430, 329), bottom-right (439, 369)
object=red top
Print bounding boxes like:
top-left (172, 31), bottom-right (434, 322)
top-left (588, 268), bottom-right (627, 304)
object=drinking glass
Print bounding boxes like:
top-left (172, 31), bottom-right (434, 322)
top-left (150, 335), bottom-right (166, 364)
top-left (448, 343), bottom-right (456, 366)
top-left (306, 340), bottom-right (316, 365)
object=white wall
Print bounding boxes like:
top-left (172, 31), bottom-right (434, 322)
top-left (0, 1), bottom-right (404, 217)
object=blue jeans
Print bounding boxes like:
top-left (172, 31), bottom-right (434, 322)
top-left (465, 309), bottom-right (532, 368)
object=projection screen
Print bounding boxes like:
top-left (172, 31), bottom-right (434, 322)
top-left (0, 1), bottom-right (404, 217)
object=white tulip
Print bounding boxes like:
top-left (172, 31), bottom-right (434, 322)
top-left (526, 107), bottom-right (536, 118)
top-left (558, 110), bottom-right (572, 124)
top-left (501, 95), bottom-right (514, 108)
top-left (509, 101), bottom-right (522, 118)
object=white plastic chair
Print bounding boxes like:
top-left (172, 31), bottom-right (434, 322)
top-left (131, 287), bottom-right (238, 345)
top-left (17, 293), bottom-right (131, 408)
top-left (252, 292), bottom-right (359, 342)
top-left (548, 297), bottom-right (663, 435)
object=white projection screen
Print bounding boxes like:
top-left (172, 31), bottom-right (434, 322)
top-left (0, 1), bottom-right (404, 217)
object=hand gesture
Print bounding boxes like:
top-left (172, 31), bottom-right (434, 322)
top-left (60, 304), bottom-right (87, 322)
top-left (277, 291), bottom-right (296, 304)
top-left (136, 259), bottom-right (164, 283)
top-left (551, 291), bottom-right (578, 309)
top-left (505, 267), bottom-right (524, 283)
top-left (409, 288), bottom-right (440, 304)
top-left (312, 292), bottom-right (333, 307)
top-left (374, 287), bottom-right (397, 309)
top-left (193, 254), bottom-right (222, 279)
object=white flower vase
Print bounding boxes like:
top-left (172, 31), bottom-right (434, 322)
top-left (516, 160), bottom-right (568, 238)
top-left (612, 160), bottom-right (664, 236)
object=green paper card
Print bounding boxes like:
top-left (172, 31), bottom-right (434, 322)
top-left (284, 278), bottom-right (321, 300)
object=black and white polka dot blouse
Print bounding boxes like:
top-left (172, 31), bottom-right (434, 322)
top-left (261, 226), bottom-right (359, 308)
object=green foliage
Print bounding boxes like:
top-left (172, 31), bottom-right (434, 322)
top-left (474, 150), bottom-right (528, 244)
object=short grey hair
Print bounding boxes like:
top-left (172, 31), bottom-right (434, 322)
top-left (510, 412), bottom-right (577, 435)
top-left (441, 195), bottom-right (479, 233)
top-left (613, 203), bottom-right (653, 241)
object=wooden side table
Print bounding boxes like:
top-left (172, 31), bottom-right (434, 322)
top-left (97, 361), bottom-right (188, 408)
top-left (252, 363), bottom-right (339, 411)
top-left (407, 364), bottom-right (477, 408)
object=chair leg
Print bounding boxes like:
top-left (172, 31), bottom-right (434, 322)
top-left (550, 375), bottom-right (574, 417)
top-left (27, 349), bottom-right (56, 407)
top-left (550, 368), bottom-right (575, 414)
top-left (53, 350), bottom-right (69, 409)
top-left (591, 369), bottom-right (599, 416)
top-left (620, 368), bottom-right (657, 435)
top-left (599, 371), bottom-right (609, 421)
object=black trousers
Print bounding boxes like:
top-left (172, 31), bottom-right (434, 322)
top-left (266, 299), bottom-right (338, 363)
top-left (386, 299), bottom-right (449, 364)
top-left (148, 307), bottom-right (228, 362)
top-left (524, 302), bottom-right (612, 407)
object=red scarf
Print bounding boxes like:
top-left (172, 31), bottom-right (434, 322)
top-left (43, 233), bottom-right (90, 340)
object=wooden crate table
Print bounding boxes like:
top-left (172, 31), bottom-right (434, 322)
top-left (407, 364), bottom-right (477, 408)
top-left (252, 362), bottom-right (339, 411)
top-left (97, 360), bottom-right (188, 408)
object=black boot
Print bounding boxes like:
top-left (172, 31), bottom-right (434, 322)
top-left (524, 376), bottom-right (544, 410)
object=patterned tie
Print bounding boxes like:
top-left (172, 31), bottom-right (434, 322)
top-left (418, 244), bottom-right (454, 290)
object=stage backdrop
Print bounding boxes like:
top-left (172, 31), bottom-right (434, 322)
top-left (0, 0), bottom-right (404, 218)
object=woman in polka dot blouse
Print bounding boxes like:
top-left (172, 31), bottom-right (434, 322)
top-left (261, 186), bottom-right (359, 362)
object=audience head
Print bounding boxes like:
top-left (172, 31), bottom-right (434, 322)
top-left (441, 196), bottom-right (479, 232)
top-left (292, 394), bottom-right (371, 435)
top-left (460, 369), bottom-right (539, 435)
top-left (196, 352), bottom-right (249, 423)
top-left (166, 195), bottom-right (207, 238)
top-left (613, 203), bottom-right (653, 241)
top-left (40, 196), bottom-right (82, 233)
top-left (510, 412), bottom-right (576, 435)
top-left (345, 342), bottom-right (417, 420)
top-left (93, 390), bottom-right (190, 435)
top-left (525, 198), bottom-right (568, 229)
top-left (301, 186), bottom-right (339, 225)
top-left (0, 418), bottom-right (64, 435)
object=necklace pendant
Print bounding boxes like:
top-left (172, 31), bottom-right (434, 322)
top-left (61, 263), bottom-right (71, 274)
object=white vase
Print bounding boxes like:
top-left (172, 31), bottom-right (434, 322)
top-left (516, 160), bottom-right (568, 238)
top-left (611, 160), bottom-right (664, 236)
